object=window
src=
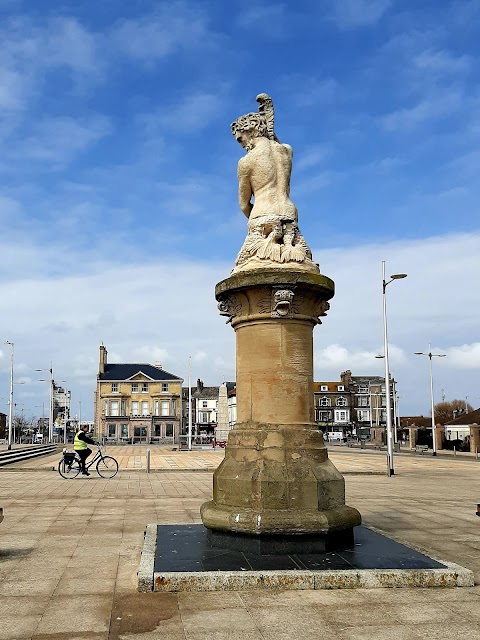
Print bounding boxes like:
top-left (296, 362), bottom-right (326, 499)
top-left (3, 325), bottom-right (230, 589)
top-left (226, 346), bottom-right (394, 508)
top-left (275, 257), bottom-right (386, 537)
top-left (108, 423), bottom-right (116, 438)
top-left (131, 383), bottom-right (138, 393)
top-left (154, 400), bottom-right (160, 416)
top-left (111, 383), bottom-right (118, 393)
top-left (202, 400), bottom-right (208, 408)
top-left (316, 410), bottom-right (331, 422)
top-left (110, 401), bottom-right (119, 416)
top-left (320, 385), bottom-right (328, 391)
top-left (141, 401), bottom-right (149, 416)
top-left (336, 397), bottom-right (347, 407)
top-left (358, 396), bottom-right (369, 407)
top-left (161, 401), bottom-right (169, 416)
top-left (335, 410), bottom-right (348, 422)
top-left (337, 385), bottom-right (344, 392)
top-left (131, 401), bottom-right (139, 415)
top-left (319, 397), bottom-right (331, 407)
top-left (141, 382), bottom-right (149, 393)
top-left (120, 424), bottom-right (129, 438)
top-left (357, 410), bottom-right (370, 422)
top-left (162, 383), bottom-right (169, 392)
top-left (165, 423), bottom-right (174, 437)
top-left (200, 412), bottom-right (209, 423)
top-left (358, 386), bottom-right (369, 394)
top-left (154, 424), bottom-right (162, 437)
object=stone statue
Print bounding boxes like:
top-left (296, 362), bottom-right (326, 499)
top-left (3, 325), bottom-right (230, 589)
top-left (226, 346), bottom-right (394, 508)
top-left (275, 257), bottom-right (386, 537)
top-left (231, 93), bottom-right (318, 274)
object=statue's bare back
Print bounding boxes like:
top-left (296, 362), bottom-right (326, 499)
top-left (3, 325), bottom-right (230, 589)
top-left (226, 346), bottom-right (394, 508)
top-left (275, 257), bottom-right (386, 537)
top-left (230, 94), bottom-right (317, 273)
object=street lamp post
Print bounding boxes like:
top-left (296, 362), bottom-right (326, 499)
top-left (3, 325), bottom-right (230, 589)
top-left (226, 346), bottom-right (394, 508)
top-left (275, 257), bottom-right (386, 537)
top-left (381, 262), bottom-right (407, 477)
top-left (414, 345), bottom-right (446, 456)
top-left (5, 341), bottom-right (14, 450)
top-left (188, 356), bottom-right (192, 451)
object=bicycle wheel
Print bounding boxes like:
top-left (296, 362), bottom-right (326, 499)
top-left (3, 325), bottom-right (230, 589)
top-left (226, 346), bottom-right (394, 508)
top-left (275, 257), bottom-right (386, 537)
top-left (58, 458), bottom-right (81, 479)
top-left (96, 456), bottom-right (119, 479)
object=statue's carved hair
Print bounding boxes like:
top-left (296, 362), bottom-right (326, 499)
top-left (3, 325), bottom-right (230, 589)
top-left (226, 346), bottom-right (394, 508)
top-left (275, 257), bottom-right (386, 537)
top-left (231, 112), bottom-right (268, 138)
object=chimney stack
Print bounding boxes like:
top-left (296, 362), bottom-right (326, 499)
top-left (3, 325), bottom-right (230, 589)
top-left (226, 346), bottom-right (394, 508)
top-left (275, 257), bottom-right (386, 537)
top-left (99, 343), bottom-right (107, 375)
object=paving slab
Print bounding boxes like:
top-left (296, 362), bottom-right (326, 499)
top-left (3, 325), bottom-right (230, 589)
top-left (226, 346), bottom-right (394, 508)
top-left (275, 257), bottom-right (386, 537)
top-left (0, 448), bottom-right (479, 639)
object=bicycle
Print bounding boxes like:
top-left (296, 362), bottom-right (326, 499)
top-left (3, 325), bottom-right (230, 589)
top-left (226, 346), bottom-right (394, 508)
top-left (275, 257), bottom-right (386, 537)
top-left (58, 444), bottom-right (119, 479)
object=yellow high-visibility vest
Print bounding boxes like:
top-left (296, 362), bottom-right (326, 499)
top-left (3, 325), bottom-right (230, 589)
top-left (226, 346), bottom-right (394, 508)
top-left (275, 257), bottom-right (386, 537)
top-left (74, 431), bottom-right (87, 451)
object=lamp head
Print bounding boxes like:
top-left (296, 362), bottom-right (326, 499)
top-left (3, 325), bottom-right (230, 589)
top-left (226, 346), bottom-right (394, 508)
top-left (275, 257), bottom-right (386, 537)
top-left (391, 273), bottom-right (407, 280)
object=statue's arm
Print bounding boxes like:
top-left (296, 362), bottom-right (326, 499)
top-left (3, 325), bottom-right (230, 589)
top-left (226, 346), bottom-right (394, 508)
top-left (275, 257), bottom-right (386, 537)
top-left (238, 159), bottom-right (253, 218)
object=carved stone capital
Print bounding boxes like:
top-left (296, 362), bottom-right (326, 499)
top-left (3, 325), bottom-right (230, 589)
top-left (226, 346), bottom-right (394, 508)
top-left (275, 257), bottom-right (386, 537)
top-left (215, 269), bottom-right (334, 328)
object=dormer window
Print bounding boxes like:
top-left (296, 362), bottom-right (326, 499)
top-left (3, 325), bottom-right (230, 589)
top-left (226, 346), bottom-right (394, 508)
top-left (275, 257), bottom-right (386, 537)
top-left (337, 385), bottom-right (344, 392)
top-left (320, 385), bottom-right (328, 391)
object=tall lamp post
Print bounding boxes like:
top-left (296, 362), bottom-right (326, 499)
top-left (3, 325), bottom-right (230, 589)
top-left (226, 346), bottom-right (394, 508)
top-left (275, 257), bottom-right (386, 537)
top-left (5, 341), bottom-right (14, 450)
top-left (414, 345), bottom-right (446, 456)
top-left (188, 356), bottom-right (192, 451)
top-left (381, 262), bottom-right (407, 477)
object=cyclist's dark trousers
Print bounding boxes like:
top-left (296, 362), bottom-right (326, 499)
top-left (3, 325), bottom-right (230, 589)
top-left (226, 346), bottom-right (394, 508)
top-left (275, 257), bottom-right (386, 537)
top-left (77, 448), bottom-right (91, 473)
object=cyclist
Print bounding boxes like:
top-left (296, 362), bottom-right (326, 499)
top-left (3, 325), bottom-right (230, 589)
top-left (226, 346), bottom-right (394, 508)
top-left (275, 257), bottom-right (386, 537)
top-left (74, 425), bottom-right (97, 476)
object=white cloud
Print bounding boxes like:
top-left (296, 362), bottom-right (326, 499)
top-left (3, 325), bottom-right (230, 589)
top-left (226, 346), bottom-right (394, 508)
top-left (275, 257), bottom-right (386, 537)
top-left (316, 344), bottom-right (406, 372)
top-left (1, 230), bottom-right (479, 420)
top-left (413, 49), bottom-right (471, 75)
top-left (6, 115), bottom-right (111, 167)
top-left (45, 17), bottom-right (99, 73)
top-left (133, 346), bottom-right (170, 366)
top-left (381, 92), bottom-right (462, 131)
top-left (283, 77), bottom-right (337, 108)
top-left (445, 343), bottom-right (480, 369)
top-left (110, 2), bottom-right (217, 62)
top-left (0, 67), bottom-right (25, 110)
top-left (295, 145), bottom-right (331, 171)
top-left (327, 0), bottom-right (392, 29)
top-left (235, 3), bottom-right (289, 36)
top-left (138, 90), bottom-right (228, 136)
top-left (0, 15), bottom-right (102, 115)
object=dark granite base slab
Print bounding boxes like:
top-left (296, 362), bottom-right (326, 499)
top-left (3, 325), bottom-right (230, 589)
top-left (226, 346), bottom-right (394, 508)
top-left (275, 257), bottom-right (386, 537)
top-left (153, 524), bottom-right (444, 573)
top-left (138, 523), bottom-right (474, 591)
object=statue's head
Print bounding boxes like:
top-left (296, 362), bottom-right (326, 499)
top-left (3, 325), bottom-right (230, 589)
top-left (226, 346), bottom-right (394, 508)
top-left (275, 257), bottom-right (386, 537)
top-left (231, 112), bottom-right (268, 151)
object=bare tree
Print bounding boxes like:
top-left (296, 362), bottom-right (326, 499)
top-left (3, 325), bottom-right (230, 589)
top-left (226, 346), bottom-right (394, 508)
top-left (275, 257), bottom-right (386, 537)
top-left (435, 400), bottom-right (473, 424)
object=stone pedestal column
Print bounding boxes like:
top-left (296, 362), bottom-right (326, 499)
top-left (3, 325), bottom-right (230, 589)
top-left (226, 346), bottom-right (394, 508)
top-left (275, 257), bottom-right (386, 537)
top-left (409, 427), bottom-right (418, 448)
top-left (470, 424), bottom-right (479, 454)
top-left (200, 269), bottom-right (361, 549)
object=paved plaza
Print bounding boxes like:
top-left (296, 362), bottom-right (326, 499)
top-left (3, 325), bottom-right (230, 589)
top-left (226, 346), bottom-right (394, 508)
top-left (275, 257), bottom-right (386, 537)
top-left (0, 446), bottom-right (479, 639)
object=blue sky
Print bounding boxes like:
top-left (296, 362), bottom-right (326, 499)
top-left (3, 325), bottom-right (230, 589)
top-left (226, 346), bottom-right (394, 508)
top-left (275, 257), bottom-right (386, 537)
top-left (1, 0), bottom-right (479, 421)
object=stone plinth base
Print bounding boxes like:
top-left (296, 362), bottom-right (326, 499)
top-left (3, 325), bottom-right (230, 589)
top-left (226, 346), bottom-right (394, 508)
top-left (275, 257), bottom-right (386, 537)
top-left (200, 423), bottom-right (361, 536)
top-left (206, 526), bottom-right (354, 555)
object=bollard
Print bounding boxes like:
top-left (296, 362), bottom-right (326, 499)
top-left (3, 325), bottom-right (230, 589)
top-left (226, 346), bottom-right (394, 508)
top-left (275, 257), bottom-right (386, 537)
top-left (453, 446), bottom-right (456, 458)
top-left (146, 448), bottom-right (151, 474)
top-left (476, 447), bottom-right (478, 461)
